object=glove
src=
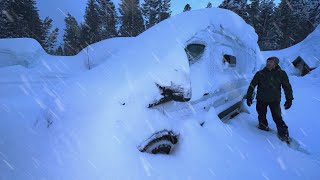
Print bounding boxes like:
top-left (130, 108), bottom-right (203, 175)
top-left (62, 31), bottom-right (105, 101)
top-left (284, 100), bottom-right (292, 110)
top-left (247, 98), bottom-right (253, 106)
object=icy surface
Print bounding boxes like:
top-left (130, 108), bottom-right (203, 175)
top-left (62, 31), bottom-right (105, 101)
top-left (0, 8), bottom-right (319, 179)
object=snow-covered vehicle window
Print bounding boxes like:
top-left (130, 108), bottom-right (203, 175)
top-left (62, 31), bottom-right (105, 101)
top-left (185, 44), bottom-right (206, 64)
top-left (223, 54), bottom-right (236, 67)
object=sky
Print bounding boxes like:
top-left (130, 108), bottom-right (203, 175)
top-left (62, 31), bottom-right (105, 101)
top-left (36, 0), bottom-right (280, 44)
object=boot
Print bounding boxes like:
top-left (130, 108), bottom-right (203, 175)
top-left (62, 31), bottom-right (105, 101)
top-left (277, 127), bottom-right (289, 142)
top-left (257, 124), bottom-right (269, 131)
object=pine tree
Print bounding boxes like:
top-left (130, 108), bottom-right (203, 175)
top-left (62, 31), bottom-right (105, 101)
top-left (142, 0), bottom-right (160, 29)
top-left (142, 0), bottom-right (171, 29)
top-left (301, 0), bottom-right (320, 38)
top-left (97, 0), bottom-right (118, 39)
top-left (56, 45), bottom-right (64, 56)
top-left (309, 3), bottom-right (320, 27)
top-left (0, 0), bottom-right (10, 38)
top-left (63, 13), bottom-right (81, 55)
top-left (4, 0), bottom-right (44, 43)
top-left (275, 0), bottom-right (304, 48)
top-left (183, 4), bottom-right (191, 12)
top-left (119, 0), bottom-right (145, 37)
top-left (42, 17), bottom-right (59, 53)
top-left (258, 0), bottom-right (278, 50)
top-left (246, 0), bottom-right (260, 30)
top-left (159, 0), bottom-right (171, 21)
top-left (207, 2), bottom-right (212, 8)
top-left (81, 0), bottom-right (101, 46)
top-left (218, 0), bottom-right (248, 22)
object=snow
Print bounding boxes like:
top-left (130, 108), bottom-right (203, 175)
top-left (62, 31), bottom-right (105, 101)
top-left (262, 25), bottom-right (320, 74)
top-left (0, 8), bottom-right (320, 179)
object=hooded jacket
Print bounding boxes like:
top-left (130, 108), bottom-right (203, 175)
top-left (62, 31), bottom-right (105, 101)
top-left (247, 65), bottom-right (294, 102)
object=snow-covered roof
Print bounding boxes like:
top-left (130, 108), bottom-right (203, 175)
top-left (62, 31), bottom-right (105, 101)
top-left (138, 8), bottom-right (259, 56)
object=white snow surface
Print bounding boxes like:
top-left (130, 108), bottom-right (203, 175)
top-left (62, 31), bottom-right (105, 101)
top-left (262, 25), bottom-right (320, 75)
top-left (0, 8), bottom-right (319, 180)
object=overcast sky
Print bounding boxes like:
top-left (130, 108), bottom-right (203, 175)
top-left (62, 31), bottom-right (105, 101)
top-left (36, 0), bottom-right (280, 43)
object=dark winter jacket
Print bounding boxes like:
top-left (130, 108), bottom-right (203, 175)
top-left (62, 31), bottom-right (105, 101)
top-left (246, 65), bottom-right (294, 102)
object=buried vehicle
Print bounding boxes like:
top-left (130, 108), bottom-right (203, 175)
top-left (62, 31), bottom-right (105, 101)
top-left (1, 8), bottom-right (262, 179)
top-left (148, 17), bottom-right (262, 124)
top-left (42, 9), bottom-right (261, 159)
top-left (140, 12), bottom-right (263, 154)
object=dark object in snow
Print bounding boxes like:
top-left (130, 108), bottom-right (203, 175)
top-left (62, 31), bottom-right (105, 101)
top-left (206, 2), bottom-right (212, 8)
top-left (183, 4), bottom-right (191, 12)
top-left (148, 83), bottom-right (191, 108)
top-left (218, 101), bottom-right (242, 121)
top-left (138, 130), bottom-right (178, 155)
top-left (185, 44), bottom-right (206, 64)
top-left (292, 56), bottom-right (315, 76)
top-left (223, 54), bottom-right (237, 67)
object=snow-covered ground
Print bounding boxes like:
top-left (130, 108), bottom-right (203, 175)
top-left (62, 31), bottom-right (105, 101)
top-left (0, 8), bottom-right (319, 180)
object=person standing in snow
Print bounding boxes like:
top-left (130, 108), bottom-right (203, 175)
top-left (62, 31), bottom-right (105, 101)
top-left (246, 57), bottom-right (294, 141)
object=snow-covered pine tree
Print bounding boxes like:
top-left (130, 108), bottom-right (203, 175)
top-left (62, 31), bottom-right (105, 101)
top-left (0, 0), bottom-right (10, 38)
top-left (183, 4), bottom-right (191, 12)
top-left (63, 13), bottom-right (82, 56)
top-left (246, 0), bottom-right (260, 30)
top-left (142, 0), bottom-right (171, 29)
top-left (258, 0), bottom-right (278, 50)
top-left (142, 0), bottom-right (160, 29)
top-left (275, 0), bottom-right (306, 48)
top-left (81, 0), bottom-right (101, 46)
top-left (55, 45), bottom-right (64, 56)
top-left (218, 0), bottom-right (248, 22)
top-left (301, 0), bottom-right (320, 37)
top-left (309, 2), bottom-right (320, 27)
top-left (159, 0), bottom-right (171, 21)
top-left (45, 28), bottom-right (59, 54)
top-left (119, 0), bottom-right (145, 37)
top-left (4, 0), bottom-right (44, 43)
top-left (42, 17), bottom-right (59, 53)
top-left (290, 0), bottom-right (314, 45)
top-left (97, 0), bottom-right (118, 39)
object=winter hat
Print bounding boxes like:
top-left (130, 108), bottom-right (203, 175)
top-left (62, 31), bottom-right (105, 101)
top-left (267, 57), bottom-right (279, 65)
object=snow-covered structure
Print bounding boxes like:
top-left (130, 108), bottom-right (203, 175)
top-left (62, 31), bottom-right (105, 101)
top-left (262, 25), bottom-right (320, 76)
top-left (3, 8), bottom-right (319, 180)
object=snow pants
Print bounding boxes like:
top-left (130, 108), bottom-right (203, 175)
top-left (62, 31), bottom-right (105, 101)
top-left (256, 101), bottom-right (289, 137)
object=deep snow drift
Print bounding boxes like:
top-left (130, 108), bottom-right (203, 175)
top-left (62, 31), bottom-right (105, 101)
top-left (0, 8), bottom-right (319, 180)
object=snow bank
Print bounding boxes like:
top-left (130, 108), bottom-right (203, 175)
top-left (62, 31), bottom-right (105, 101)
top-left (0, 38), bottom-right (45, 68)
top-left (262, 25), bottom-right (320, 74)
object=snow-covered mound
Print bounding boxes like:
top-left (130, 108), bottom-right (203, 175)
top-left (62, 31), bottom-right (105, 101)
top-left (0, 38), bottom-right (45, 68)
top-left (1, 8), bottom-right (319, 180)
top-left (262, 25), bottom-right (320, 75)
top-left (0, 37), bottom-right (132, 71)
